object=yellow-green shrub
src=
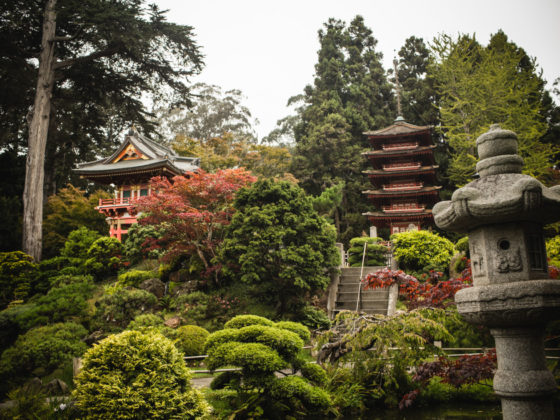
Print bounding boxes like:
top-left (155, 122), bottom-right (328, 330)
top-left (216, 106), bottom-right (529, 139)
top-left (73, 330), bottom-right (208, 419)
top-left (175, 325), bottom-right (209, 356)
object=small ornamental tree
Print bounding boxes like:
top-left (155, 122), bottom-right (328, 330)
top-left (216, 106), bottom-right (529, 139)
top-left (73, 330), bottom-right (208, 419)
top-left (205, 315), bottom-right (332, 418)
top-left (391, 230), bottom-right (455, 273)
top-left (137, 168), bottom-right (256, 283)
top-left (220, 180), bottom-right (340, 314)
top-left (0, 251), bottom-right (38, 308)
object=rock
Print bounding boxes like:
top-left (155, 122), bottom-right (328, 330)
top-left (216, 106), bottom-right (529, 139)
top-left (171, 281), bottom-right (198, 297)
top-left (139, 278), bottom-right (165, 299)
top-left (83, 330), bottom-right (104, 345)
top-left (164, 316), bottom-right (182, 329)
top-left (45, 379), bottom-right (69, 395)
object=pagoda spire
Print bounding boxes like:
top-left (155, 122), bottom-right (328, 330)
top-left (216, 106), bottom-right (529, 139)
top-left (393, 58), bottom-right (403, 119)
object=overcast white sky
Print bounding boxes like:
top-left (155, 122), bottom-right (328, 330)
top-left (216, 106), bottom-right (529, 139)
top-left (154, 0), bottom-right (560, 140)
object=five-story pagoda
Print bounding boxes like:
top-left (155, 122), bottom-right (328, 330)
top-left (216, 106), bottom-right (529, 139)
top-left (362, 116), bottom-right (441, 235)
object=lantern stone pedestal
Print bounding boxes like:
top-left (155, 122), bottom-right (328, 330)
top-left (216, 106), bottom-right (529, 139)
top-left (433, 125), bottom-right (560, 420)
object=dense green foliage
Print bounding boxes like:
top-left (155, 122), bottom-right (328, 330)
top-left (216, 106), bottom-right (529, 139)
top-left (431, 31), bottom-right (558, 186)
top-left (96, 288), bottom-right (157, 329)
top-left (347, 236), bottom-right (388, 267)
top-left (116, 269), bottom-right (155, 288)
top-left (0, 322), bottom-right (86, 387)
top-left (318, 309), bottom-right (452, 413)
top-left (546, 236), bottom-right (560, 267)
top-left (0, 251), bottom-right (38, 308)
top-left (175, 324), bottom-right (210, 356)
top-left (60, 227), bottom-right (101, 261)
top-left (205, 315), bottom-right (332, 418)
top-left (122, 224), bottom-right (163, 264)
top-left (391, 230), bottom-right (455, 274)
top-left (73, 330), bottom-right (208, 419)
top-left (42, 186), bottom-right (110, 259)
top-left (84, 237), bottom-right (123, 280)
top-left (221, 180), bottom-right (339, 314)
top-left (288, 16), bottom-right (394, 243)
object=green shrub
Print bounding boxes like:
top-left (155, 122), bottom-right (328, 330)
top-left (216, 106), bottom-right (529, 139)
top-left (0, 251), bottom-right (39, 308)
top-left (269, 375), bottom-right (332, 412)
top-left (546, 235), bottom-right (560, 268)
top-left (455, 236), bottom-right (470, 255)
top-left (127, 313), bottom-right (164, 330)
top-left (175, 325), bottom-right (209, 356)
top-left (210, 370), bottom-right (242, 390)
top-left (347, 237), bottom-right (388, 267)
top-left (84, 236), bottom-right (123, 279)
top-left (300, 362), bottom-right (328, 386)
top-left (117, 269), bottom-right (155, 287)
top-left (73, 330), bottom-right (208, 419)
top-left (298, 305), bottom-right (331, 330)
top-left (204, 315), bottom-right (332, 417)
top-left (275, 321), bottom-right (311, 342)
top-left (0, 322), bottom-right (86, 380)
top-left (123, 223), bottom-right (163, 264)
top-left (60, 227), bottom-right (100, 260)
top-left (96, 288), bottom-right (157, 328)
top-left (224, 314), bottom-right (275, 329)
top-left (5, 277), bottom-right (95, 333)
top-left (391, 230), bottom-right (455, 273)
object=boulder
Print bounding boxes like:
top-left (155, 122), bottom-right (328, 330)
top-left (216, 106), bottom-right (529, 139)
top-left (139, 278), bottom-right (165, 299)
top-left (164, 316), bottom-right (182, 329)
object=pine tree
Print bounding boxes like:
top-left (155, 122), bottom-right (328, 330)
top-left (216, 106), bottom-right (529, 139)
top-left (290, 16), bottom-right (394, 243)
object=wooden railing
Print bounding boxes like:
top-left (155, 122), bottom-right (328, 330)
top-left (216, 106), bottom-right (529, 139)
top-left (382, 142), bottom-right (418, 151)
top-left (382, 204), bottom-right (426, 213)
top-left (98, 197), bottom-right (137, 206)
top-left (383, 182), bottom-right (423, 191)
top-left (382, 162), bottom-right (421, 171)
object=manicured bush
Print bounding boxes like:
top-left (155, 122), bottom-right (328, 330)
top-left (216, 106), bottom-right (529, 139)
top-left (0, 251), bottom-right (38, 308)
top-left (96, 288), bottom-right (157, 328)
top-left (73, 330), bottom-right (208, 419)
top-left (347, 236), bottom-right (388, 267)
top-left (300, 362), bottom-right (328, 386)
top-left (117, 269), bottom-right (155, 287)
top-left (224, 314), bottom-right (275, 329)
top-left (204, 315), bottom-right (333, 417)
top-left (175, 325), bottom-right (209, 356)
top-left (127, 313), bottom-right (164, 330)
top-left (210, 370), bottom-right (242, 390)
top-left (0, 322), bottom-right (86, 380)
top-left (298, 305), bottom-right (331, 330)
top-left (455, 236), bottom-right (470, 254)
top-left (546, 235), bottom-right (560, 268)
top-left (391, 230), bottom-right (455, 273)
top-left (60, 227), bottom-right (100, 260)
top-left (123, 223), bottom-right (164, 264)
top-left (84, 236), bottom-right (123, 279)
top-left (275, 321), bottom-right (311, 342)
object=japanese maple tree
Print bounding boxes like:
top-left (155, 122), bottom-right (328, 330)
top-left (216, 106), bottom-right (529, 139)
top-left (136, 168), bottom-right (256, 283)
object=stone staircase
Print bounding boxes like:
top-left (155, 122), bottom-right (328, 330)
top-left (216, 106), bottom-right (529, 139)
top-left (333, 266), bottom-right (391, 315)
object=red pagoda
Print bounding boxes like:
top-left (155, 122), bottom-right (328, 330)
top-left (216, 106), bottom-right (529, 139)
top-left (74, 128), bottom-right (199, 240)
top-left (362, 116), bottom-right (441, 235)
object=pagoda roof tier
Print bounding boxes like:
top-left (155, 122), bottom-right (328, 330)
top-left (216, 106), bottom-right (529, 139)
top-left (363, 145), bottom-right (436, 159)
top-left (364, 165), bottom-right (438, 177)
top-left (364, 118), bottom-right (432, 140)
top-left (363, 209), bottom-right (434, 222)
top-left (363, 186), bottom-right (441, 197)
top-left (74, 128), bottom-right (199, 185)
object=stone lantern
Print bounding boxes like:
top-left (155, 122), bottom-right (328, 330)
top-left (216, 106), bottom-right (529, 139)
top-left (433, 125), bottom-right (560, 420)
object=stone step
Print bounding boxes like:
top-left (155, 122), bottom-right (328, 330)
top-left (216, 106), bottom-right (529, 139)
top-left (333, 308), bottom-right (387, 315)
top-left (336, 291), bottom-right (389, 301)
top-left (339, 275), bottom-right (365, 283)
top-left (335, 300), bottom-right (388, 310)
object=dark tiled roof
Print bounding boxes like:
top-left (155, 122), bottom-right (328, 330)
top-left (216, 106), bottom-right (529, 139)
top-left (364, 118), bottom-right (431, 137)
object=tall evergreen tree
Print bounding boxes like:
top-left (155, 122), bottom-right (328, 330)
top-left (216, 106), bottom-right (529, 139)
top-left (431, 32), bottom-right (557, 187)
top-left (0, 0), bottom-right (203, 260)
top-left (290, 16), bottom-right (394, 243)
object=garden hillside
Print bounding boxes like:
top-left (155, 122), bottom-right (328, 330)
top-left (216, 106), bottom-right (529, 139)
top-left (2, 167), bottom-right (559, 417)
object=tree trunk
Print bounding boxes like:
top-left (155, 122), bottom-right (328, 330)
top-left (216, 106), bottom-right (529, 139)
top-left (22, 0), bottom-right (57, 261)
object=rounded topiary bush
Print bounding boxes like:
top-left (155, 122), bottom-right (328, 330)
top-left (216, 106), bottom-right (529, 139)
top-left (175, 325), bottom-right (209, 356)
top-left (391, 230), bottom-right (455, 273)
top-left (224, 314), bottom-right (275, 329)
top-left (73, 330), bottom-right (208, 419)
top-left (275, 321), bottom-right (311, 343)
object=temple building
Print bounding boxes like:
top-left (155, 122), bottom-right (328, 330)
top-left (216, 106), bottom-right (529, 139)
top-left (362, 116), bottom-right (441, 235)
top-left (74, 128), bottom-right (199, 240)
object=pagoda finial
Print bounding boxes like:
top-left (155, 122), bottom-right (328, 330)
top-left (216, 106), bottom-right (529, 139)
top-left (393, 57), bottom-right (403, 120)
